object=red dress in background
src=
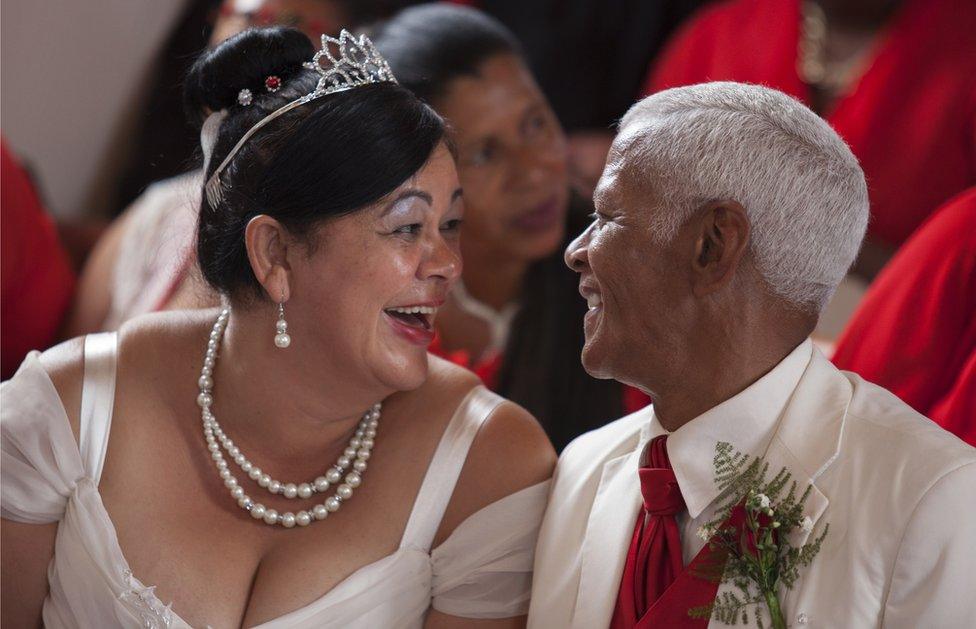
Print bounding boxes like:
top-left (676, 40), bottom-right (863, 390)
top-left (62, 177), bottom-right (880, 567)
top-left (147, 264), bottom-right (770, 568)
top-left (832, 188), bottom-right (976, 446)
top-left (1, 139), bottom-right (76, 379)
top-left (643, 0), bottom-right (976, 250)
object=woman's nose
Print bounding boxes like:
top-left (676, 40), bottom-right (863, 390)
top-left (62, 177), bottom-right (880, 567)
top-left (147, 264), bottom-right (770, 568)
top-left (421, 232), bottom-right (462, 282)
top-left (512, 142), bottom-right (560, 189)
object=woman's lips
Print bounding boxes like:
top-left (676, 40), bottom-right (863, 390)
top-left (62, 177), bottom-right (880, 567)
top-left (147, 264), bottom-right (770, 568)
top-left (511, 194), bottom-right (565, 233)
top-left (384, 311), bottom-right (436, 346)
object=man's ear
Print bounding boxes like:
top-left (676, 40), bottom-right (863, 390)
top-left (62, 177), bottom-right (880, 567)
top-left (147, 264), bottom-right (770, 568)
top-left (245, 215), bottom-right (293, 303)
top-left (690, 200), bottom-right (750, 298)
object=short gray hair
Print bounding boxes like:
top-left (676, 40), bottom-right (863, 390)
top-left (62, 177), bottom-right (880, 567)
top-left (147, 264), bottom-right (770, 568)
top-left (618, 81), bottom-right (868, 311)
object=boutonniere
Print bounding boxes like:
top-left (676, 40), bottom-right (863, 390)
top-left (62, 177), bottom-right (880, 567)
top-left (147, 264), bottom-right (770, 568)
top-left (688, 442), bottom-right (828, 629)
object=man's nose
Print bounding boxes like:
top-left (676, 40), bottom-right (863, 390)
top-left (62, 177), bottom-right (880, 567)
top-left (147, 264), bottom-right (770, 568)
top-left (564, 226), bottom-right (592, 271)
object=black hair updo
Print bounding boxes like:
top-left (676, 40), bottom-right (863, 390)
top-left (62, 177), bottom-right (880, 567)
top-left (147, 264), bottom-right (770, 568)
top-left (184, 26), bottom-right (446, 300)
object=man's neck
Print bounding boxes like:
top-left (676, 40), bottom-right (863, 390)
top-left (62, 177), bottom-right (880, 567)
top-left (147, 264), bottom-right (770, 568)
top-left (650, 322), bottom-right (813, 432)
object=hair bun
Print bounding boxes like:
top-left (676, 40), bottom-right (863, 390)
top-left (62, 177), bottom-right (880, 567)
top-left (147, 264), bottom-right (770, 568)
top-left (185, 27), bottom-right (315, 122)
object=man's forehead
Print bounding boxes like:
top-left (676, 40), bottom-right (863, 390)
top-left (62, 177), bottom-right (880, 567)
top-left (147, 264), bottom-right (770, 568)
top-left (610, 122), bottom-right (650, 157)
top-left (594, 166), bottom-right (625, 205)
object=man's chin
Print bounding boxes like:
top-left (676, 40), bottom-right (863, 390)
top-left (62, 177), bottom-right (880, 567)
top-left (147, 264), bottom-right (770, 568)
top-left (580, 341), bottom-right (617, 380)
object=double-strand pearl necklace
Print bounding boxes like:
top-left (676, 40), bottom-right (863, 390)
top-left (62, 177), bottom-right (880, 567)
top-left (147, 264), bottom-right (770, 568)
top-left (196, 309), bottom-right (381, 528)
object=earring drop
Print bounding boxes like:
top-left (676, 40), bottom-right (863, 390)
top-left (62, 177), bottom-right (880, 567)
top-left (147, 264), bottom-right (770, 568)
top-left (274, 301), bottom-right (291, 348)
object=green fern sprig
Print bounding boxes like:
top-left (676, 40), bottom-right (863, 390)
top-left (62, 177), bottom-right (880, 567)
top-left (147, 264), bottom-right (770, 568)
top-left (687, 442), bottom-right (829, 629)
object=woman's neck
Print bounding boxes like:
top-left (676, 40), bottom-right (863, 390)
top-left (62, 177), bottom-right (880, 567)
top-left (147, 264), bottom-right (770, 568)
top-left (209, 307), bottom-right (390, 463)
top-left (460, 255), bottom-right (529, 312)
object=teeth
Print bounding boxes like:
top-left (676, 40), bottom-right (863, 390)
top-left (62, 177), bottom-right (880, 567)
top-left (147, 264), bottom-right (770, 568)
top-left (388, 306), bottom-right (437, 315)
top-left (586, 294), bottom-right (602, 310)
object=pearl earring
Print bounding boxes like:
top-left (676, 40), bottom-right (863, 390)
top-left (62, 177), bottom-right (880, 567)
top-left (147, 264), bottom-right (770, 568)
top-left (274, 301), bottom-right (291, 348)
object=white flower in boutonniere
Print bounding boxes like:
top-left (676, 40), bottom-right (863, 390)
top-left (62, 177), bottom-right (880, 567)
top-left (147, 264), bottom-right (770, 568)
top-left (697, 524), bottom-right (716, 542)
top-left (801, 515), bottom-right (814, 533)
top-left (688, 442), bottom-right (829, 629)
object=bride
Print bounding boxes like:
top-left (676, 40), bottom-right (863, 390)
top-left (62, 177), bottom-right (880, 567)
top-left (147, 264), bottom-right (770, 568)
top-left (1, 27), bottom-right (555, 628)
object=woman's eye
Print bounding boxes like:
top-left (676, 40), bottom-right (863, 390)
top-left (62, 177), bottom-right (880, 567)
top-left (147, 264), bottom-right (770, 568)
top-left (526, 114), bottom-right (547, 135)
top-left (441, 219), bottom-right (463, 232)
top-left (589, 212), bottom-right (609, 225)
top-left (469, 145), bottom-right (496, 166)
top-left (393, 223), bottom-right (423, 235)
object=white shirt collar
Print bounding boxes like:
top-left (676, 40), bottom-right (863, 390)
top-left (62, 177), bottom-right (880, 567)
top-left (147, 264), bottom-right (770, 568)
top-left (641, 339), bottom-right (814, 519)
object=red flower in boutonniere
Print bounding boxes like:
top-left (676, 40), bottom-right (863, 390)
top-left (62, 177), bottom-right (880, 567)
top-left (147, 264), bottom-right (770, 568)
top-left (727, 501), bottom-right (777, 559)
top-left (689, 443), bottom-right (829, 629)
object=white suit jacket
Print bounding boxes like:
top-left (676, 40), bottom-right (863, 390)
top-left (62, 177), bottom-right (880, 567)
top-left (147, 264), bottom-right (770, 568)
top-left (528, 348), bottom-right (976, 628)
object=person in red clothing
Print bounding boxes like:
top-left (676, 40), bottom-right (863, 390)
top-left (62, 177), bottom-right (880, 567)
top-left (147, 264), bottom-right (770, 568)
top-left (0, 138), bottom-right (76, 379)
top-left (642, 0), bottom-right (976, 279)
top-left (832, 188), bottom-right (976, 445)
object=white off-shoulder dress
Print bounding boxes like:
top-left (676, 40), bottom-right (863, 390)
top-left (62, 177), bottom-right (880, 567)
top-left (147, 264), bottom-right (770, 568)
top-left (1, 333), bottom-right (550, 628)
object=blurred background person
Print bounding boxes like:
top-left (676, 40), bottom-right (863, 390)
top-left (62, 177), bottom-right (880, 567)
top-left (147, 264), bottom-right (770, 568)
top-left (641, 0), bottom-right (976, 281)
top-left (1, 139), bottom-right (76, 379)
top-left (449, 0), bottom-right (706, 198)
top-left (832, 188), bottom-right (976, 446)
top-left (372, 4), bottom-right (648, 451)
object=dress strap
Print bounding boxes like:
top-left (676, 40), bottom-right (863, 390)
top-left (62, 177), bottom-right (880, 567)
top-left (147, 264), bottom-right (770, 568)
top-left (399, 385), bottom-right (504, 551)
top-left (79, 332), bottom-right (119, 484)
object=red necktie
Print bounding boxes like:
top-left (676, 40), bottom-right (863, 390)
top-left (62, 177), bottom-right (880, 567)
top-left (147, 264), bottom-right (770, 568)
top-left (611, 434), bottom-right (687, 627)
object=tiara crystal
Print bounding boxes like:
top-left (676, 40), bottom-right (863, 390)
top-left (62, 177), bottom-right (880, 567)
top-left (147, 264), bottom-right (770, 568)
top-left (204, 30), bottom-right (397, 210)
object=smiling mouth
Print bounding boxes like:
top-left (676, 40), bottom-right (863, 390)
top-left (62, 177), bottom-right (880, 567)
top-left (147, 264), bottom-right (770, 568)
top-left (384, 306), bottom-right (436, 331)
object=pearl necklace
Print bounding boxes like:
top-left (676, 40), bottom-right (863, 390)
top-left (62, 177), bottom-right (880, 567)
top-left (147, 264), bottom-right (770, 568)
top-left (196, 309), bottom-right (381, 528)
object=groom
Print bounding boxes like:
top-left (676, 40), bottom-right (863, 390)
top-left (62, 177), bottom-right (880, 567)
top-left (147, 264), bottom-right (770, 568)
top-left (527, 82), bottom-right (976, 628)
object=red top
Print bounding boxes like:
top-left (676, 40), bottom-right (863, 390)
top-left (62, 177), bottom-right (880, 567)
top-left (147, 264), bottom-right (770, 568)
top-left (642, 0), bottom-right (976, 249)
top-left (1, 139), bottom-right (76, 379)
top-left (832, 188), bottom-right (976, 446)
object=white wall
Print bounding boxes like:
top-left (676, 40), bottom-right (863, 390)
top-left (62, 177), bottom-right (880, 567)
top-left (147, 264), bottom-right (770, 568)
top-left (1, 0), bottom-right (190, 218)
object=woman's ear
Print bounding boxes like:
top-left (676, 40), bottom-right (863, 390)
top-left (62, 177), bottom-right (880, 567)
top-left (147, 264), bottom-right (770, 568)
top-left (245, 215), bottom-right (292, 302)
top-left (690, 199), bottom-right (751, 297)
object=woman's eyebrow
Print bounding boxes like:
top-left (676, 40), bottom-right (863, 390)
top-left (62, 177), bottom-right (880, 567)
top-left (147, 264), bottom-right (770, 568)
top-left (380, 189), bottom-right (433, 216)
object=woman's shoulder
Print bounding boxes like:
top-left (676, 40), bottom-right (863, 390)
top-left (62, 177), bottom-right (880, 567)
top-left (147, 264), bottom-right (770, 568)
top-left (422, 355), bottom-right (556, 477)
top-left (1, 338), bottom-right (89, 523)
top-left (420, 357), bottom-right (556, 545)
top-left (32, 310), bottom-right (213, 437)
top-left (33, 336), bottom-right (87, 442)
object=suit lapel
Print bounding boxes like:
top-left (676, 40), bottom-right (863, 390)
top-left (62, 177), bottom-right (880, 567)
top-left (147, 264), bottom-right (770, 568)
top-left (572, 443), bottom-right (645, 628)
top-left (709, 349), bottom-right (852, 628)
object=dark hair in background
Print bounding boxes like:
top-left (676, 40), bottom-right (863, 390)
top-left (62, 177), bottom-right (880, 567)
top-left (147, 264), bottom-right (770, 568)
top-left (184, 26), bottom-right (445, 299)
top-left (372, 4), bottom-right (624, 451)
top-left (366, 3), bottom-right (522, 104)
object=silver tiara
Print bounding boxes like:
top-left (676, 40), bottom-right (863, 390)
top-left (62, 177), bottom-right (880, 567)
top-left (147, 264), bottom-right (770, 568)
top-left (204, 30), bottom-right (398, 210)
